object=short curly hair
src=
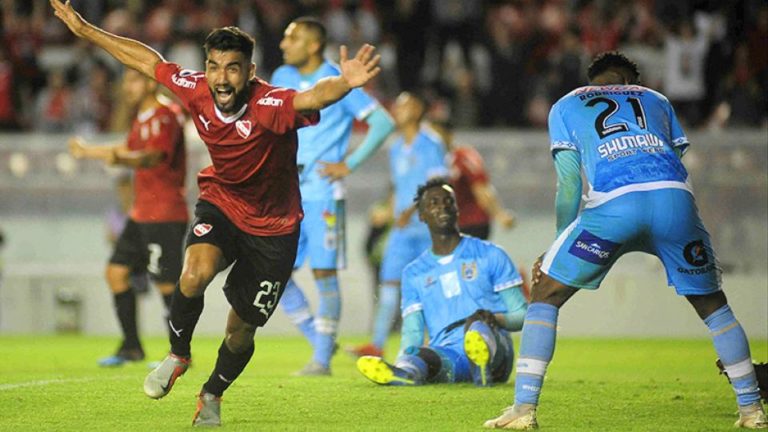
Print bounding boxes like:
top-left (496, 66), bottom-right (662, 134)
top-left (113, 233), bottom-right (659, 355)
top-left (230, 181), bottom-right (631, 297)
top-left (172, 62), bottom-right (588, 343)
top-left (414, 177), bottom-right (453, 204)
top-left (587, 51), bottom-right (640, 84)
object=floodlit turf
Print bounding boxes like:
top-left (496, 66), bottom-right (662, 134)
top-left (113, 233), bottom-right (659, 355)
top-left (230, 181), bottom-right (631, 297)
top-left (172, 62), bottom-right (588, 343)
top-left (0, 336), bottom-right (766, 431)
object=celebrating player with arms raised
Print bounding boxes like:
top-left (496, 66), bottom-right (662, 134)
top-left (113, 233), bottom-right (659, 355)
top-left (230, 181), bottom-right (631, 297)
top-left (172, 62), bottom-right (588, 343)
top-left (51, 0), bottom-right (381, 426)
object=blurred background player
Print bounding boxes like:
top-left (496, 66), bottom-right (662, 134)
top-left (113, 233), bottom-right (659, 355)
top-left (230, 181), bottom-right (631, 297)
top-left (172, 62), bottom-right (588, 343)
top-left (348, 91), bottom-right (448, 358)
top-left (68, 67), bottom-right (187, 367)
top-left (105, 173), bottom-right (149, 296)
top-left (271, 17), bottom-right (395, 376)
top-left (430, 119), bottom-right (516, 240)
top-left (483, 52), bottom-right (767, 430)
top-left (357, 178), bottom-right (527, 386)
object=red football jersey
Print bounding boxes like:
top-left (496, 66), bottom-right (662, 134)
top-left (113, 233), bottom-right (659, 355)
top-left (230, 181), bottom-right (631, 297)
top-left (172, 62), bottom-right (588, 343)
top-left (127, 99), bottom-right (188, 223)
top-left (155, 62), bottom-right (318, 236)
top-left (449, 145), bottom-right (491, 227)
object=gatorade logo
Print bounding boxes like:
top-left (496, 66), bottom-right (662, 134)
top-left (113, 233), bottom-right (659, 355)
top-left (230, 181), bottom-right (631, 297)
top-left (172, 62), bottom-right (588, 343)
top-left (683, 240), bottom-right (708, 267)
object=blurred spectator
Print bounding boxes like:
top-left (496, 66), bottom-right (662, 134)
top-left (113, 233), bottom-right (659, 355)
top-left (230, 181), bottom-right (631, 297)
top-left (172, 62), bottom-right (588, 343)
top-left (34, 68), bottom-right (74, 132)
top-left (72, 60), bottom-right (113, 134)
top-left (388, 0), bottom-right (431, 91)
top-left (0, 0), bottom-right (764, 130)
top-left (0, 46), bottom-right (20, 130)
top-left (663, 19), bottom-right (710, 126)
top-left (710, 43), bottom-right (767, 128)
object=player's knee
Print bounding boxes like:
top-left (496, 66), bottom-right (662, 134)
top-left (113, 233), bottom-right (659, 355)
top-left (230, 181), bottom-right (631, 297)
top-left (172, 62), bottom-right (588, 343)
top-left (225, 326), bottom-right (256, 353)
top-left (179, 264), bottom-right (216, 296)
top-left (530, 275), bottom-right (575, 307)
top-left (686, 291), bottom-right (728, 320)
top-left (105, 264), bottom-right (130, 293)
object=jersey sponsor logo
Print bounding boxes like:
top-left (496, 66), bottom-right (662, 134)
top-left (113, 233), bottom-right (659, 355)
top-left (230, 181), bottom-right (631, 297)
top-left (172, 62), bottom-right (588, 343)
top-left (439, 271), bottom-right (461, 298)
top-left (235, 119), bottom-right (252, 139)
top-left (597, 133), bottom-right (667, 161)
top-left (677, 240), bottom-right (716, 275)
top-left (171, 69), bottom-right (202, 89)
top-left (568, 230), bottom-right (620, 265)
top-left (193, 223), bottom-right (213, 237)
top-left (256, 96), bottom-right (284, 107)
top-left (461, 261), bottom-right (478, 281)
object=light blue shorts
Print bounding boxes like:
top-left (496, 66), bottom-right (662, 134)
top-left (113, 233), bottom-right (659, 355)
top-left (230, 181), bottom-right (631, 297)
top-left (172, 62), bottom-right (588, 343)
top-left (541, 188), bottom-right (721, 295)
top-left (379, 222), bottom-right (431, 282)
top-left (294, 199), bottom-right (346, 270)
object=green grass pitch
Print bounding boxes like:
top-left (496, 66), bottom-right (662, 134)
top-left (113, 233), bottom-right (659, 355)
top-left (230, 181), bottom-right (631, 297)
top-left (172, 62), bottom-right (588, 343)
top-left (1, 335), bottom-right (765, 431)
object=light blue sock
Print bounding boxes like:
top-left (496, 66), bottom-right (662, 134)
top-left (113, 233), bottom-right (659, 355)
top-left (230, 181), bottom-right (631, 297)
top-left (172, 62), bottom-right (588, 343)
top-left (704, 304), bottom-right (760, 406)
top-left (514, 303), bottom-right (559, 406)
top-left (279, 278), bottom-right (316, 346)
top-left (313, 275), bottom-right (340, 368)
top-left (372, 282), bottom-right (399, 349)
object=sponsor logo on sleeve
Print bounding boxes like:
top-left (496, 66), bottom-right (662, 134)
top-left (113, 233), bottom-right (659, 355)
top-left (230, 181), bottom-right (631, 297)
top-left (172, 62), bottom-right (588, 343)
top-left (567, 230), bottom-right (620, 265)
top-left (193, 223), bottom-right (213, 237)
top-left (171, 69), bottom-right (202, 89)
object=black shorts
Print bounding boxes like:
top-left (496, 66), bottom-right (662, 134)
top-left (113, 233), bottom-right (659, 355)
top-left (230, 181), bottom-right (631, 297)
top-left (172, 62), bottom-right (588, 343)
top-left (186, 200), bottom-right (299, 327)
top-left (110, 219), bottom-right (186, 283)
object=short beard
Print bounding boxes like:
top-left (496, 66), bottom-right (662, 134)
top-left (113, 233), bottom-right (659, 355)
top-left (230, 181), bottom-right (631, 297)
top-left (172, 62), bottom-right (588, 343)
top-left (212, 84), bottom-right (250, 114)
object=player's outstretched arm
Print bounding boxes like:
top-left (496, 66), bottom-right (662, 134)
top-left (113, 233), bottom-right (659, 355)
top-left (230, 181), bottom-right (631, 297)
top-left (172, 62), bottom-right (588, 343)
top-left (50, 0), bottom-right (163, 79)
top-left (293, 44), bottom-right (381, 112)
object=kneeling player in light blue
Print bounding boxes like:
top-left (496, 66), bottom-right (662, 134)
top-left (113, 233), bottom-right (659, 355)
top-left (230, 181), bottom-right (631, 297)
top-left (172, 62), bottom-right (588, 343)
top-left (357, 178), bottom-right (528, 386)
top-left (484, 52), bottom-right (767, 430)
top-left (272, 17), bottom-right (395, 375)
top-left (349, 92), bottom-right (449, 358)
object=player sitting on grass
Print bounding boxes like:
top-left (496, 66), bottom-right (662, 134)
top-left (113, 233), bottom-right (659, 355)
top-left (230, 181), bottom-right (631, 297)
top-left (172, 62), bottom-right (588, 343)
top-left (356, 178), bottom-right (528, 386)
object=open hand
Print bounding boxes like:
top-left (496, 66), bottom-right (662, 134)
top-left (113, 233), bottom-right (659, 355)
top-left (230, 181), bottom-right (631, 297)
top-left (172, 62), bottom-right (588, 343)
top-left (318, 161), bottom-right (351, 181)
top-left (50, 0), bottom-right (88, 37)
top-left (68, 137), bottom-right (86, 159)
top-left (339, 44), bottom-right (381, 89)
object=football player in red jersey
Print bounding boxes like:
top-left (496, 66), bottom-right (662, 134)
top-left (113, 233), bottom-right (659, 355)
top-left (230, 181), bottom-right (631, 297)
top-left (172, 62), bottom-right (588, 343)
top-left (430, 119), bottom-right (516, 240)
top-left (51, 0), bottom-right (381, 426)
top-left (68, 68), bottom-right (187, 368)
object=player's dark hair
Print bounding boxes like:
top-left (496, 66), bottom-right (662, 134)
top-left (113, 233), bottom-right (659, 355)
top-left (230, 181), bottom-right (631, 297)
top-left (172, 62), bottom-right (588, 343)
top-left (414, 177), bottom-right (453, 204)
top-left (204, 27), bottom-right (255, 61)
top-left (292, 16), bottom-right (327, 52)
top-left (587, 51), bottom-right (640, 84)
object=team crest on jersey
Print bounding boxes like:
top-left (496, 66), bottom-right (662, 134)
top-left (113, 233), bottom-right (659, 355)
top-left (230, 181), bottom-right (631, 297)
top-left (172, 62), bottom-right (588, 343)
top-left (461, 262), bottom-right (478, 281)
top-left (193, 223), bottom-right (213, 237)
top-left (235, 120), bottom-right (252, 139)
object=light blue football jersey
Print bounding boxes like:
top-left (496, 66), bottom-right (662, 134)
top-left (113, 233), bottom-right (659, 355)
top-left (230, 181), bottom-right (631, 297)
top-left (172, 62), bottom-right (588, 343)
top-left (401, 236), bottom-right (525, 348)
top-left (549, 85), bottom-right (691, 207)
top-left (390, 128), bottom-right (448, 223)
top-left (271, 61), bottom-right (378, 199)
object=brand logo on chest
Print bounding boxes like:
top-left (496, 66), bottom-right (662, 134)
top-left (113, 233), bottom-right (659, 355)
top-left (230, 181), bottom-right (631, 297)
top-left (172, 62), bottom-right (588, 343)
top-left (235, 119), bottom-right (252, 139)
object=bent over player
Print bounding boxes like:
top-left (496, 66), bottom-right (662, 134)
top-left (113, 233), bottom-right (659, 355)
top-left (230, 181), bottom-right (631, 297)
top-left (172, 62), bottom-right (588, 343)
top-left (51, 0), bottom-right (381, 426)
top-left (356, 178), bottom-right (527, 386)
top-left (68, 68), bottom-right (187, 367)
top-left (272, 17), bottom-right (395, 375)
top-left (483, 52), bottom-right (767, 430)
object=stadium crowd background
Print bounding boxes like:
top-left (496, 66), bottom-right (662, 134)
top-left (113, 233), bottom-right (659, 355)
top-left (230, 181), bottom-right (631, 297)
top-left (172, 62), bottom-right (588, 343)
top-left (0, 0), bottom-right (766, 134)
top-left (0, 0), bottom-right (766, 337)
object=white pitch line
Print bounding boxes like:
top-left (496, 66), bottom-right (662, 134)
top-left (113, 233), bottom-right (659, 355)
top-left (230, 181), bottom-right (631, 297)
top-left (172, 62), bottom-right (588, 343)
top-left (0, 375), bottom-right (133, 391)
